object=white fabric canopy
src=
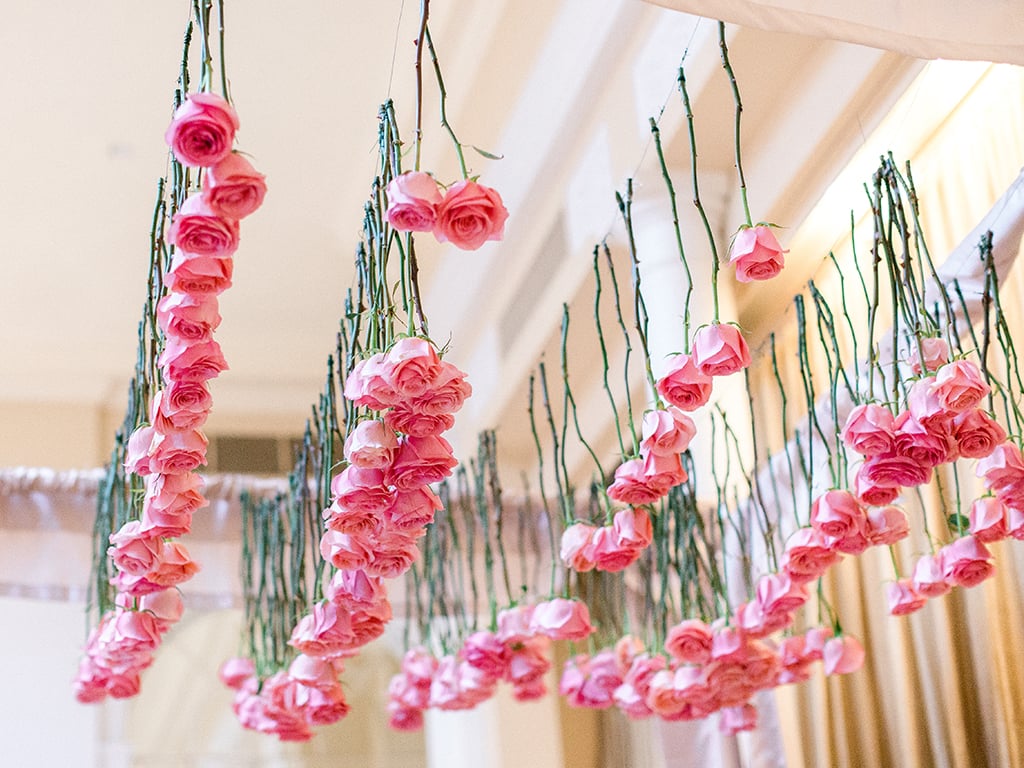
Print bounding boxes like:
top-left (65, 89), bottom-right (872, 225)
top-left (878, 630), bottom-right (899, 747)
top-left (643, 0), bottom-right (1024, 64)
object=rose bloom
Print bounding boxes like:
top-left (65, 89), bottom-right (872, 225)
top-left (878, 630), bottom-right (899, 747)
top-left (168, 194), bottom-right (240, 258)
top-left (165, 91), bottom-right (239, 167)
top-left (865, 504), bottom-right (909, 546)
top-left (976, 442), bottom-right (1024, 489)
top-left (656, 354), bottom-right (713, 411)
top-left (641, 451), bottom-right (688, 491)
top-left (137, 588), bottom-right (185, 632)
top-left (893, 412), bottom-right (953, 467)
top-left (561, 650), bottom-right (622, 709)
top-left (385, 171), bottom-right (442, 232)
top-left (822, 635), bottom-right (865, 676)
top-left (147, 428), bottom-right (209, 475)
top-left (164, 251), bottom-right (234, 295)
top-left (402, 646), bottom-right (439, 688)
top-left (364, 530), bottom-right (420, 579)
top-left (664, 619), bottom-right (713, 664)
top-left (719, 703), bottom-right (759, 735)
top-left (343, 353), bottom-right (400, 409)
top-left (124, 425), bottom-right (156, 475)
top-left (691, 323), bottom-right (751, 377)
top-left (319, 529), bottom-right (374, 571)
top-left (612, 507), bottom-right (653, 551)
top-left (910, 337), bottom-right (950, 374)
top-left (530, 598), bottom-right (595, 641)
top-left (325, 568), bottom-right (386, 610)
top-left (853, 465), bottom-right (900, 507)
top-left (158, 336), bottom-right (229, 383)
top-left (146, 541), bottom-right (200, 588)
top-left (384, 405), bottom-right (455, 438)
top-left (953, 408), bottom-right (1006, 460)
top-left (204, 152), bottom-right (267, 219)
top-left (560, 523), bottom-right (598, 571)
top-left (940, 535), bottom-right (995, 588)
top-left (614, 654), bottom-right (666, 719)
top-left (968, 496), bottom-right (1008, 542)
top-left (434, 180), bottom-right (509, 250)
top-left (382, 337), bottom-right (442, 398)
top-left (810, 489), bottom-right (866, 541)
top-left (387, 700), bottom-right (424, 732)
top-left (606, 458), bottom-right (667, 505)
top-left (640, 408), bottom-right (697, 456)
top-left (932, 360), bottom-right (991, 414)
top-left (590, 526), bottom-right (643, 572)
top-left (496, 604), bottom-right (535, 644)
top-left (289, 602), bottom-right (356, 657)
top-left (755, 571), bottom-right (809, 616)
top-left (108, 521), bottom-right (163, 576)
top-left (505, 637), bottom-right (552, 686)
top-left (905, 377), bottom-right (954, 433)
top-left (410, 360), bottom-right (472, 416)
top-left (330, 465), bottom-right (395, 514)
top-left (322, 502), bottom-right (381, 538)
top-left (157, 292), bottom-right (221, 344)
top-left (780, 527), bottom-right (841, 582)
top-left (860, 452), bottom-right (933, 489)
top-left (383, 485), bottom-right (444, 531)
top-left (1008, 506), bottom-right (1024, 540)
top-left (219, 657), bottom-right (256, 690)
top-left (460, 631), bottom-right (511, 682)
top-left (344, 420), bottom-right (398, 469)
top-left (912, 553), bottom-right (951, 598)
top-left (729, 224), bottom-right (786, 282)
top-left (156, 380), bottom-right (213, 431)
top-left (386, 434), bottom-right (458, 491)
top-left (887, 579), bottom-right (928, 616)
top-left (841, 403), bottom-right (895, 457)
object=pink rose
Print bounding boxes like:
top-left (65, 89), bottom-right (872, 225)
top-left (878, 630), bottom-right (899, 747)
top-left (383, 486), bottom-right (444, 531)
top-left (1008, 506), bottom-right (1024, 540)
top-left (108, 521), bottom-right (162, 576)
top-left (203, 152), bottom-right (267, 219)
top-left (968, 496), bottom-right (1008, 542)
top-left (289, 602), bottom-right (356, 657)
top-left (147, 428), bottom-right (208, 475)
top-left (656, 354), bottom-right (713, 411)
top-left (909, 337), bottom-right (949, 374)
top-left (560, 523), bottom-right (598, 571)
top-left (719, 702), bottom-right (759, 735)
top-left (664, 619), bottom-right (713, 664)
top-left (387, 701), bottom-right (424, 731)
top-left (728, 224), bottom-right (786, 282)
top-left (124, 425), bottom-right (156, 475)
top-left (164, 251), bottom-right (234, 294)
top-left (385, 171), bottom-right (442, 232)
top-left (940, 535), bottom-right (995, 587)
top-left (755, 571), bottom-right (809, 616)
top-left (865, 505), bottom-right (909, 546)
top-left (841, 404), bottom-right (895, 457)
top-left (158, 336), bottom-right (229, 383)
top-left (343, 354), bottom-right (400, 409)
top-left (853, 465), bottom-right (900, 507)
top-left (932, 360), bottom-right (990, 413)
top-left (460, 631), bottom-right (511, 681)
top-left (530, 598), bottom-right (595, 641)
top-left (165, 92), bottom-right (239, 167)
top-left (905, 377), bottom-right (953, 432)
top-left (330, 465), bottom-right (395, 514)
top-left (100, 609), bottom-right (162, 658)
top-left (641, 451), bottom-right (687, 491)
top-left (323, 500), bottom-right (382, 537)
top-left (561, 650), bottom-right (622, 709)
top-left (319, 530), bottom-right (374, 571)
top-left (298, 683), bottom-right (350, 726)
top-left (157, 292), bottom-right (221, 344)
top-left (611, 507), bottom-right (653, 551)
top-left (389, 673), bottom-right (429, 710)
top-left (644, 669), bottom-right (688, 718)
top-left (386, 435), bottom-right (458, 491)
top-left (810, 489), bottom-right (866, 541)
top-left (822, 635), bottom-right (865, 675)
top-left (364, 530), bottom-right (420, 578)
top-left (976, 442), bottom-right (1024, 493)
top-left (150, 387), bottom-right (207, 433)
top-left (140, 471), bottom-right (207, 536)
top-left (219, 657), bottom-right (256, 690)
top-left (325, 568), bottom-right (385, 610)
top-left (168, 194), bottom-right (240, 258)
top-left (505, 636), bottom-right (552, 686)
top-left (138, 588), bottom-right (185, 631)
top-left (692, 323), bottom-right (751, 377)
top-left (606, 458), bottom-right (667, 505)
top-left (887, 579), bottom-right (927, 616)
top-left (614, 654), bottom-right (665, 719)
top-left (401, 647), bottom-right (439, 687)
top-left (161, 381), bottom-right (213, 430)
top-left (146, 541), bottom-right (200, 587)
top-left (893, 412), bottom-right (952, 467)
top-left (382, 337), bottom-right (442, 398)
top-left (860, 452), bottom-right (932, 488)
top-left (409, 360), bottom-right (472, 415)
top-left (384, 405), bottom-right (455, 438)
top-left (496, 604), bottom-right (535, 644)
top-left (953, 409), bottom-right (1006, 459)
top-left (780, 527), bottom-right (841, 582)
top-left (433, 180), bottom-right (509, 250)
top-left (709, 624), bottom-right (745, 663)
top-left (640, 408), bottom-right (696, 456)
top-left (590, 526), bottom-right (642, 572)
top-left (912, 553), bottom-right (951, 598)
top-left (344, 420), bottom-right (398, 469)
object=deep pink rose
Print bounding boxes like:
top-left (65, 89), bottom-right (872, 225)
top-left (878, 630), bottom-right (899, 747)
top-left (861, 452), bottom-right (933, 488)
top-left (330, 465), bottom-right (394, 514)
top-left (691, 323), bottom-right (751, 377)
top-left (560, 523), bottom-right (598, 571)
top-left (841, 404), bottom-right (895, 457)
top-left (968, 496), bottom-right (1008, 542)
top-left (810, 489), bottom-right (866, 541)
top-left (343, 354), bottom-right (400, 409)
top-left (940, 535), bottom-right (995, 587)
top-left (382, 337), bottom-right (442, 398)
top-left (607, 458), bottom-right (667, 505)
top-left (383, 486), bottom-right (444, 531)
top-left (146, 541), bottom-right (200, 587)
top-left (865, 504), bottom-right (909, 546)
top-left (932, 360), bottom-right (990, 413)
top-left (385, 171), bottom-right (442, 232)
top-left (384, 405), bottom-right (455, 438)
top-left (158, 336), bottom-right (229, 383)
top-left (664, 619), bottom-right (713, 664)
top-left (640, 408), bottom-right (696, 456)
top-left (953, 409), bottom-right (1006, 459)
top-left (204, 152), bottom-right (267, 219)
top-left (164, 251), bottom-right (234, 294)
top-left (853, 465), bottom-right (900, 507)
top-left (887, 579), bottom-right (927, 616)
top-left (434, 180), bottom-right (509, 250)
top-left (719, 703), bottom-right (759, 735)
top-left (147, 428), bottom-right (208, 475)
top-left (893, 412), bottom-right (952, 467)
top-left (822, 635), bottom-right (865, 675)
top-left (656, 354), bottom-right (713, 411)
top-left (157, 292), bottom-right (221, 344)
top-left (168, 194), bottom-right (240, 258)
top-left (386, 434), bottom-right (458, 491)
top-left (530, 598), bottom-right (595, 641)
top-left (460, 631), bottom-right (511, 681)
top-left (108, 521), bottom-right (162, 576)
top-left (780, 527), bottom-right (841, 582)
top-left (409, 360), bottom-right (472, 415)
top-left (729, 224), bottom-right (786, 282)
top-left (319, 530), bottom-right (374, 571)
top-left (590, 526), bottom-right (642, 572)
top-left (387, 700), bottom-right (424, 731)
top-left (344, 420), bottom-right (398, 469)
top-left (910, 337), bottom-right (949, 374)
top-left (912, 553), bottom-right (951, 598)
top-left (165, 92), bottom-right (239, 167)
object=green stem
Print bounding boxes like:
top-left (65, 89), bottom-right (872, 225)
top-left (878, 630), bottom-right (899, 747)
top-left (424, 26), bottom-right (468, 178)
top-left (718, 23), bottom-right (751, 225)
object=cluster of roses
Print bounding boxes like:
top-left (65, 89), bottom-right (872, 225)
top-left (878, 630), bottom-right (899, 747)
top-left (385, 597), bottom-right (595, 730)
top-left (384, 171), bottom-right (508, 251)
top-left (74, 92), bottom-right (265, 703)
top-left (558, 618), bottom-right (861, 735)
top-left (840, 341), bottom-right (1019, 614)
top-left (221, 337), bottom-right (469, 740)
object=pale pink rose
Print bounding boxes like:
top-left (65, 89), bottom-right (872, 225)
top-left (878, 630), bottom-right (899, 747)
top-left (384, 405), bottom-right (455, 438)
top-left (364, 530), bottom-right (420, 578)
top-left (656, 354), bottom-right (713, 411)
top-left (887, 579), bottom-right (927, 616)
top-left (909, 337), bottom-right (950, 374)
top-left (140, 471), bottom-right (207, 537)
top-left (841, 404), bottom-right (895, 457)
top-left (389, 673), bottom-right (429, 709)
top-left (157, 292), bottom-right (221, 343)
top-left (865, 505), bottom-right (909, 546)
top-left (410, 360), bottom-right (472, 415)
top-left (691, 323), bottom-right (751, 377)
top-left (912, 553), bottom-right (951, 598)
top-left (160, 380), bottom-right (213, 430)
top-left (204, 152), bottom-right (267, 219)
top-left (810, 489), bottom-right (866, 541)
top-left (664, 619), bottom-right (713, 664)
top-left (124, 425), bottom-right (156, 475)
top-left (289, 602), bottom-right (356, 657)
top-left (109, 571), bottom-right (164, 598)
top-left (932, 360), bottom-right (990, 414)
top-left (906, 377), bottom-right (953, 432)
top-left (953, 409), bottom-right (1006, 459)
top-left (733, 599), bottom-right (792, 639)
top-left (434, 180), bottom-right (509, 250)
top-left (108, 521), bottom-right (162, 576)
top-left (729, 224), bottom-right (786, 282)
top-left (323, 501), bottom-right (381, 538)
top-left (614, 654), bottom-right (665, 719)
top-left (644, 669), bottom-right (688, 717)
top-left (168, 193), bottom-right (240, 257)
top-left (164, 251), bottom-right (234, 294)
top-left (861, 452), bottom-right (933, 488)
top-left (325, 568), bottom-right (385, 610)
top-left (976, 442), bottom-right (1024, 491)
top-left (802, 626), bottom-right (832, 661)
top-left (968, 496), bottom-right (1008, 542)
top-left (453, 660), bottom-right (498, 707)
top-left (611, 507), bottom-right (653, 551)
top-left (344, 420), bottom-right (398, 469)
top-left (343, 353), bottom-right (400, 409)
top-left (640, 409), bottom-right (696, 456)
top-left (719, 702), bottom-right (758, 735)
top-left (387, 434), bottom-right (458, 491)
top-left (330, 465), bottom-right (395, 514)
top-left (893, 412), bottom-right (953, 467)
top-left (505, 636), bottom-right (552, 685)
top-left (496, 604), bottom-right (536, 644)
top-left (149, 389), bottom-right (202, 434)
top-left (940, 535), bottom-right (995, 587)
top-left (319, 530), bottom-right (374, 571)
top-left (590, 526), bottom-right (642, 572)
top-left (165, 92), bottom-right (239, 167)
top-left (560, 523), bottom-right (598, 571)
top-left (387, 700), bottom-right (424, 731)
top-left (147, 428), bottom-right (208, 475)
top-left (642, 451), bottom-right (688, 491)
top-left (298, 683), bottom-right (350, 726)
top-left (382, 337), bottom-right (442, 398)
top-left (158, 336), bottom-right (229, 383)
top-left (561, 650), bottom-right (622, 709)
top-left (146, 541), bottom-right (200, 587)
top-left (219, 657), bottom-right (256, 690)
top-left (1008, 506), bottom-right (1024, 540)
top-left (755, 571), bottom-right (809, 616)
top-left (709, 624), bottom-right (746, 663)
top-left (460, 631), bottom-right (511, 681)
top-left (385, 171), bottom-right (442, 232)
top-left (99, 609), bottom-right (162, 658)
top-left (607, 458), bottom-right (667, 505)
top-left (530, 598), bottom-right (595, 641)
top-left (775, 636), bottom-right (813, 685)
top-left (383, 486), bottom-right (444, 531)
top-left (138, 588), bottom-right (185, 631)
top-left (853, 465), bottom-right (900, 507)
top-left (822, 635), bottom-right (865, 675)
top-left (402, 647), bottom-right (438, 688)
top-left (780, 527), bottom-right (842, 582)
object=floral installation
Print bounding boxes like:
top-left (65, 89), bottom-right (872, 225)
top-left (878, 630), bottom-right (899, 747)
top-left (75, 0), bottom-right (265, 703)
